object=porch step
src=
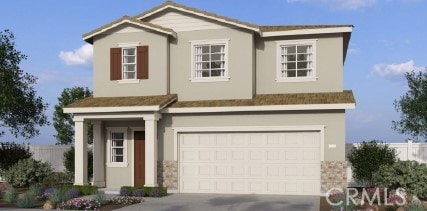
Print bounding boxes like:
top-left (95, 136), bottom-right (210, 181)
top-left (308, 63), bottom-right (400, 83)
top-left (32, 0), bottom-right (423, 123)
top-left (99, 188), bottom-right (120, 195)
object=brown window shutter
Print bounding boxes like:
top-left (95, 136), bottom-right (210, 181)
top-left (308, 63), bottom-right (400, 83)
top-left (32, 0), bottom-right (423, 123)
top-left (110, 48), bottom-right (122, 80)
top-left (137, 46), bottom-right (148, 79)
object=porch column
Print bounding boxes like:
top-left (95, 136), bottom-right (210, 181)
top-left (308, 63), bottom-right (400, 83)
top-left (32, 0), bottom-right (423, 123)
top-left (144, 113), bottom-right (162, 187)
top-left (74, 119), bottom-right (88, 185)
top-left (92, 121), bottom-right (105, 187)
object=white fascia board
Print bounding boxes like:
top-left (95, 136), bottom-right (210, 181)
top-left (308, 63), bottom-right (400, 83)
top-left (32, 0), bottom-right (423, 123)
top-left (261, 27), bottom-right (353, 37)
top-left (138, 5), bottom-right (260, 33)
top-left (162, 103), bottom-right (356, 114)
top-left (63, 106), bottom-right (160, 114)
top-left (83, 19), bottom-right (176, 41)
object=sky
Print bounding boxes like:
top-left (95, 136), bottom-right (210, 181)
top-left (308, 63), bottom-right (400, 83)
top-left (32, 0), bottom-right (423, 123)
top-left (0, 0), bottom-right (426, 145)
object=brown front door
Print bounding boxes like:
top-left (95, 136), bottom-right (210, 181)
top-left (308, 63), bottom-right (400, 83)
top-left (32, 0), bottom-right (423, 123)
top-left (134, 131), bottom-right (145, 187)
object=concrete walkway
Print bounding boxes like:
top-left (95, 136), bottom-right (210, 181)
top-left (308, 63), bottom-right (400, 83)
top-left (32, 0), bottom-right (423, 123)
top-left (116, 193), bottom-right (320, 211)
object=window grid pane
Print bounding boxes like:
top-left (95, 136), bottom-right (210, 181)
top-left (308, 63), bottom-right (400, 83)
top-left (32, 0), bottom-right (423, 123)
top-left (194, 44), bottom-right (225, 78)
top-left (280, 44), bottom-right (313, 78)
top-left (122, 47), bottom-right (136, 80)
top-left (111, 132), bottom-right (125, 163)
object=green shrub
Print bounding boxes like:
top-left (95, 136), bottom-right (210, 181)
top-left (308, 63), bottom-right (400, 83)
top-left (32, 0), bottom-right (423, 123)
top-left (63, 184), bottom-right (97, 196)
top-left (120, 186), bottom-right (167, 197)
top-left (92, 190), bottom-right (109, 205)
top-left (49, 189), bottom-right (67, 203)
top-left (4, 158), bottom-right (52, 187)
top-left (347, 140), bottom-right (397, 186)
top-left (2, 187), bottom-right (18, 203)
top-left (63, 147), bottom-right (93, 180)
top-left (407, 202), bottom-right (424, 211)
top-left (27, 183), bottom-right (43, 197)
top-left (42, 172), bottom-right (73, 188)
top-left (16, 193), bottom-right (37, 208)
top-left (0, 142), bottom-right (32, 176)
top-left (375, 160), bottom-right (427, 199)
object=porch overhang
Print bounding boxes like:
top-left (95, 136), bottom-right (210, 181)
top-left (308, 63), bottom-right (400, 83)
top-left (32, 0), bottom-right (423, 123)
top-left (63, 94), bottom-right (177, 114)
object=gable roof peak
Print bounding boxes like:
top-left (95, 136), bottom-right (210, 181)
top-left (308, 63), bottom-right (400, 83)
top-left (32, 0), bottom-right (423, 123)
top-left (134, 1), bottom-right (260, 33)
top-left (82, 16), bottom-right (176, 44)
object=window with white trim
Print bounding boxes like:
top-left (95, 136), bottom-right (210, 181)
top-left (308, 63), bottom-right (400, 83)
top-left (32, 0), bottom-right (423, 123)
top-left (111, 132), bottom-right (125, 162)
top-left (106, 128), bottom-right (128, 167)
top-left (191, 39), bottom-right (229, 81)
top-left (122, 47), bottom-right (136, 80)
top-left (276, 40), bottom-right (317, 82)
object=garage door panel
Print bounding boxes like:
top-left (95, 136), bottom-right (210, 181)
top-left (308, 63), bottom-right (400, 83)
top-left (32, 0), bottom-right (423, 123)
top-left (179, 132), bottom-right (321, 195)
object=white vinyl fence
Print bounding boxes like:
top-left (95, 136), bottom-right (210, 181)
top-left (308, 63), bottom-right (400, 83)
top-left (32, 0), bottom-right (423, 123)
top-left (346, 141), bottom-right (427, 186)
top-left (29, 145), bottom-right (72, 172)
top-left (0, 144), bottom-right (72, 182)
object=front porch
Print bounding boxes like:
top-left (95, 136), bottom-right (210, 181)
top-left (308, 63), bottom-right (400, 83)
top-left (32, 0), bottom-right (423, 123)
top-left (63, 94), bottom-right (177, 188)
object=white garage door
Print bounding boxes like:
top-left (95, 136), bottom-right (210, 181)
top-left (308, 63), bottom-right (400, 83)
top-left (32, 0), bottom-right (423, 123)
top-left (179, 132), bottom-right (321, 195)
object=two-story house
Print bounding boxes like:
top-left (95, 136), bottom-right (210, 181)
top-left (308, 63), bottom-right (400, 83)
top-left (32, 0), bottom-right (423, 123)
top-left (64, 1), bottom-right (355, 196)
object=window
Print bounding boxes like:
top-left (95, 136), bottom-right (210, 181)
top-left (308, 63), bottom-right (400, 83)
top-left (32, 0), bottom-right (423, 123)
top-left (110, 43), bottom-right (148, 82)
top-left (106, 128), bottom-right (128, 167)
top-left (111, 132), bottom-right (125, 162)
top-left (191, 39), bottom-right (229, 82)
top-left (122, 48), bottom-right (136, 80)
top-left (276, 40), bottom-right (317, 82)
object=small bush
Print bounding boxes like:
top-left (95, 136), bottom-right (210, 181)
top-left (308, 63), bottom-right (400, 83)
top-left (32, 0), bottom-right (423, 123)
top-left (16, 193), bottom-right (37, 208)
top-left (120, 186), bottom-right (133, 196)
top-left (151, 188), bottom-right (162, 197)
top-left (93, 190), bottom-right (109, 205)
top-left (0, 142), bottom-right (32, 176)
top-left (64, 147), bottom-right (93, 180)
top-left (375, 160), bottom-right (427, 199)
top-left (2, 187), bottom-right (18, 203)
top-left (111, 196), bottom-right (142, 205)
top-left (73, 185), bottom-right (97, 195)
top-left (49, 189), bottom-right (67, 203)
top-left (27, 183), bottom-right (43, 197)
top-left (133, 189), bottom-right (145, 197)
top-left (347, 140), bottom-right (397, 186)
top-left (65, 188), bottom-right (80, 199)
top-left (60, 198), bottom-right (101, 210)
top-left (42, 172), bottom-right (73, 188)
top-left (39, 187), bottom-right (57, 201)
top-left (407, 202), bottom-right (424, 211)
top-left (120, 186), bottom-right (167, 197)
top-left (4, 158), bottom-right (52, 187)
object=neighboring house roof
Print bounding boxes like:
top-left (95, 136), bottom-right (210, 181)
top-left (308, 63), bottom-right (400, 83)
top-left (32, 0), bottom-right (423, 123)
top-left (82, 16), bottom-right (177, 44)
top-left (170, 91), bottom-right (355, 108)
top-left (64, 94), bottom-right (177, 113)
top-left (134, 1), bottom-right (260, 32)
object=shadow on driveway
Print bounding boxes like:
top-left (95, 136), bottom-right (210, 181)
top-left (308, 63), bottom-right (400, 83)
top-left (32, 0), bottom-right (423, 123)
top-left (117, 193), bottom-right (319, 211)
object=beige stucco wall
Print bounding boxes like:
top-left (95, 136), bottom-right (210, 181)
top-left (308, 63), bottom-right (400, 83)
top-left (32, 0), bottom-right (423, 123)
top-left (104, 120), bottom-right (145, 188)
top-left (92, 24), bottom-right (169, 97)
top-left (256, 33), bottom-right (344, 94)
top-left (158, 111), bottom-right (346, 162)
top-left (169, 28), bottom-right (254, 101)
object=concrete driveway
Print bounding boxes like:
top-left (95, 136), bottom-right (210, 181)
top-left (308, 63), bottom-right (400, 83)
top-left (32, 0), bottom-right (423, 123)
top-left (116, 193), bottom-right (320, 211)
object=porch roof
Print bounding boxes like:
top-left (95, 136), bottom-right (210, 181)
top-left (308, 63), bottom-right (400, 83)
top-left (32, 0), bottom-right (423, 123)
top-left (169, 91), bottom-right (355, 108)
top-left (65, 94), bottom-right (177, 111)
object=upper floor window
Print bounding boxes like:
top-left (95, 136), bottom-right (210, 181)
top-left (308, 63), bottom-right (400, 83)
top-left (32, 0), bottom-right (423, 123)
top-left (276, 40), bottom-right (317, 82)
top-left (190, 39), bottom-right (230, 82)
top-left (122, 48), bottom-right (136, 80)
top-left (110, 43), bottom-right (148, 83)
